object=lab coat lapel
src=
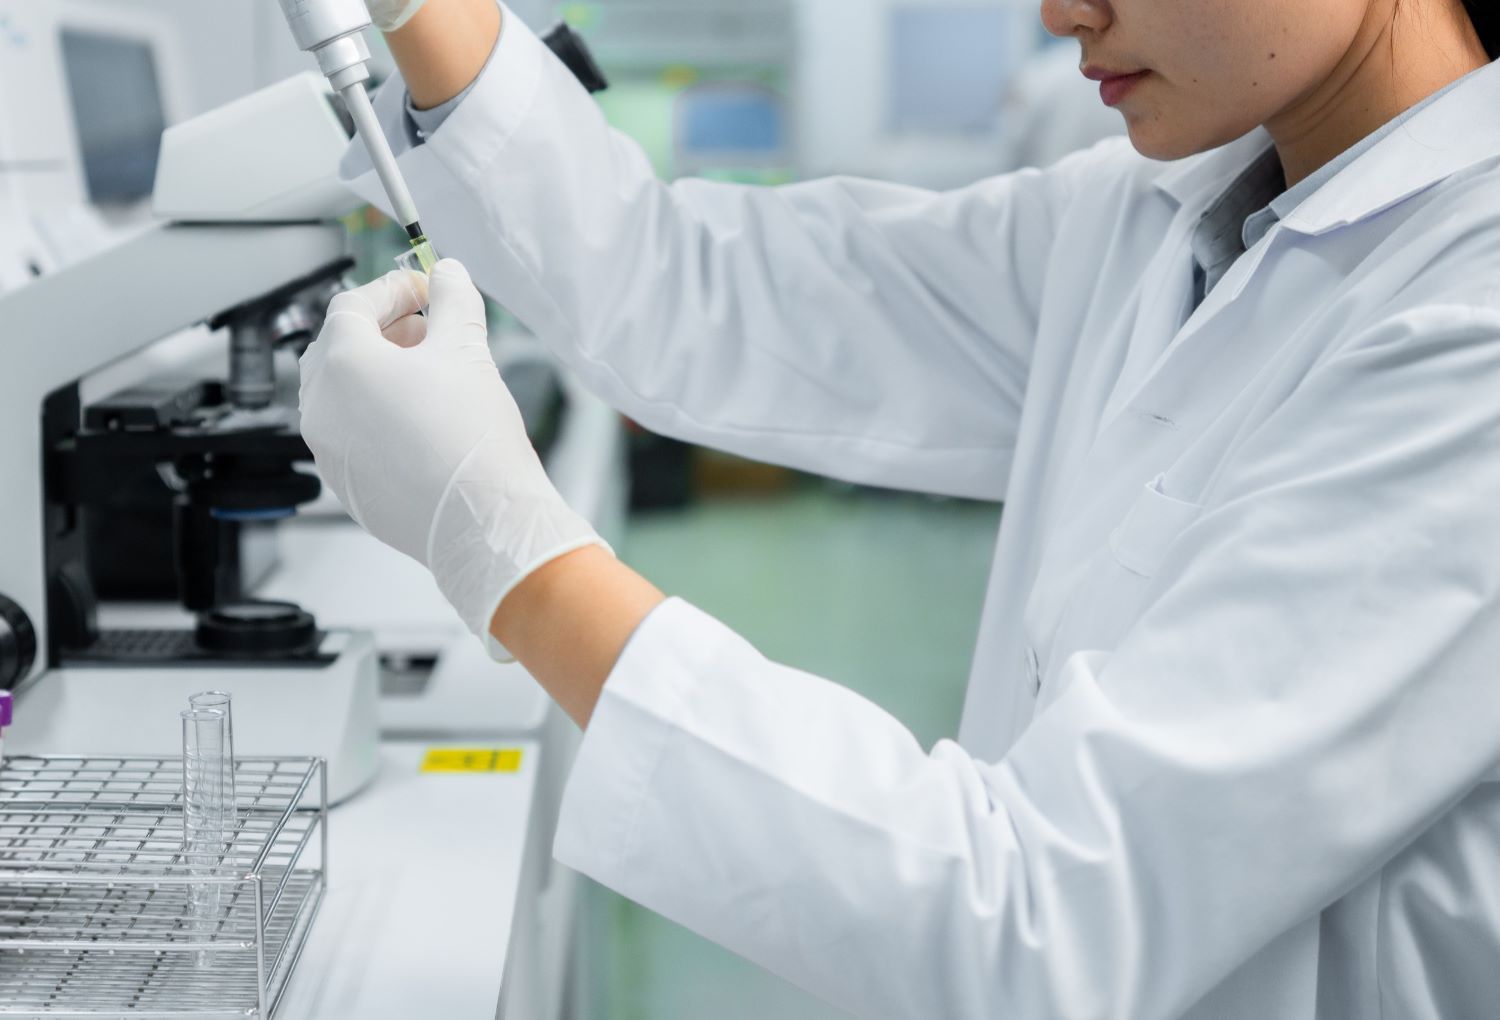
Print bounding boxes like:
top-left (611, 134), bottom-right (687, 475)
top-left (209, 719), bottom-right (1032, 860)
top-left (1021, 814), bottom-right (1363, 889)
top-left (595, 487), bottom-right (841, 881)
top-left (1096, 130), bottom-right (1273, 429)
top-left (1098, 225), bottom-right (1279, 437)
top-left (1094, 216), bottom-right (1198, 428)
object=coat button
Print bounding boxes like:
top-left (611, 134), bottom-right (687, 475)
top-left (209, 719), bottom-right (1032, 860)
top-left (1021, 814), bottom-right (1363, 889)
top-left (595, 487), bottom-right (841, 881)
top-left (1026, 646), bottom-right (1041, 696)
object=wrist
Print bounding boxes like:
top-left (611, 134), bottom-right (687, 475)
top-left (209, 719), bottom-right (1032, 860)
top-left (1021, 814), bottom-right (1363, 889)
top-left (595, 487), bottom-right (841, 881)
top-left (428, 463), bottom-right (602, 646)
top-left (492, 546), bottom-right (665, 728)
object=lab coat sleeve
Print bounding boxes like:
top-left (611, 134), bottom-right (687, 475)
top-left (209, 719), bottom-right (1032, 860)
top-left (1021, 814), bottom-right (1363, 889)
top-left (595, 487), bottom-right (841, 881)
top-left (553, 304), bottom-right (1500, 1019)
top-left (340, 5), bottom-right (1083, 501)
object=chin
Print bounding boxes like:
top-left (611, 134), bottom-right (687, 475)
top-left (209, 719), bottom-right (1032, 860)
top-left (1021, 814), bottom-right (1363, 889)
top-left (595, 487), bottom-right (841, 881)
top-left (1125, 109), bottom-right (1268, 163)
top-left (1123, 120), bottom-right (1206, 162)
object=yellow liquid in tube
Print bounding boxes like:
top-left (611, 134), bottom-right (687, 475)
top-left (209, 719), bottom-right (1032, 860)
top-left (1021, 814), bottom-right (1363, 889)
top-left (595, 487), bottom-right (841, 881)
top-left (409, 235), bottom-right (438, 274)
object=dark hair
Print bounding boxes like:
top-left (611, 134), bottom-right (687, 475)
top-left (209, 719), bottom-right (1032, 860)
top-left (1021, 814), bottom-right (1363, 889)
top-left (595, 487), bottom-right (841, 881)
top-left (1466, 0), bottom-right (1500, 60)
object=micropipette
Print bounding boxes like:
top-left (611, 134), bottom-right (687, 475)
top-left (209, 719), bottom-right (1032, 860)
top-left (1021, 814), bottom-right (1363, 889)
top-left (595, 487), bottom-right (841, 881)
top-left (275, 0), bottom-right (438, 273)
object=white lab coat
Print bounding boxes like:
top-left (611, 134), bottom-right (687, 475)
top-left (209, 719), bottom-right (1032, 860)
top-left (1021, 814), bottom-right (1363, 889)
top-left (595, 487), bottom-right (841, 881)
top-left (342, 10), bottom-right (1500, 1018)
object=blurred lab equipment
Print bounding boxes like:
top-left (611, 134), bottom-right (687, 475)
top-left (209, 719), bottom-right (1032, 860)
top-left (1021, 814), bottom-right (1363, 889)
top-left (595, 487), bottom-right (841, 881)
top-left (561, 0), bottom-right (797, 183)
top-left (674, 82), bottom-right (790, 181)
top-left (542, 20), bottom-right (611, 94)
top-left (60, 28), bottom-right (167, 204)
top-left (0, 2), bottom-right (189, 275)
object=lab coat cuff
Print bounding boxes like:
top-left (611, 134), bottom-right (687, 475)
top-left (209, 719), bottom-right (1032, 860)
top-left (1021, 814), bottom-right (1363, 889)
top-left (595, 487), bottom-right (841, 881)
top-left (420, 2), bottom-right (548, 182)
top-left (552, 598), bottom-right (713, 879)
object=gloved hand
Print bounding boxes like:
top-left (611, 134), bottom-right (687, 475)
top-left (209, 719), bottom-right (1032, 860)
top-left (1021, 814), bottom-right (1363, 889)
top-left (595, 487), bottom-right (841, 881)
top-left (365, 0), bottom-right (426, 32)
top-left (299, 259), bottom-right (609, 657)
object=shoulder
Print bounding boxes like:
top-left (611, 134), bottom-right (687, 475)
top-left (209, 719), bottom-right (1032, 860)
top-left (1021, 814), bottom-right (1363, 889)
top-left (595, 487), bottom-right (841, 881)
top-left (1351, 157), bottom-right (1500, 317)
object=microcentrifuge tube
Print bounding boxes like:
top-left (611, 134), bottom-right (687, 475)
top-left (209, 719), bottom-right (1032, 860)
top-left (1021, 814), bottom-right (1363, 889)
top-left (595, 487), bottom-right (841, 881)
top-left (407, 232), bottom-right (439, 275)
top-left (393, 248), bottom-right (432, 314)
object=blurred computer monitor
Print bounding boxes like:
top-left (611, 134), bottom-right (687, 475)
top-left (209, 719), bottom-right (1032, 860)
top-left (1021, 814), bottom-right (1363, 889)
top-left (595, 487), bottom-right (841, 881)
top-left (0, 1), bottom-right (187, 276)
top-left (888, 4), bottom-right (1014, 135)
top-left (675, 83), bottom-right (790, 181)
top-left (60, 27), bottom-right (168, 204)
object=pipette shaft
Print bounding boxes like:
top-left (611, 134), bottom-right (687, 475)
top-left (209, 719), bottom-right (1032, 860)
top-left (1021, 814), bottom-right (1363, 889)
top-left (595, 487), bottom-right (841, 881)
top-left (339, 81), bottom-right (421, 229)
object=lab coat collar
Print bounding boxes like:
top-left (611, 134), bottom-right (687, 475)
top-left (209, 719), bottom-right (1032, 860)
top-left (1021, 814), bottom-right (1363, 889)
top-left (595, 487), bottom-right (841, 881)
top-left (1152, 59), bottom-right (1500, 235)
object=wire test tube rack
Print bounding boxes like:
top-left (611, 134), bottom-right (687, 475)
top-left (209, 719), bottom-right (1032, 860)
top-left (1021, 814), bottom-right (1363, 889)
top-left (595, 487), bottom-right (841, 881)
top-left (0, 755), bottom-right (327, 1018)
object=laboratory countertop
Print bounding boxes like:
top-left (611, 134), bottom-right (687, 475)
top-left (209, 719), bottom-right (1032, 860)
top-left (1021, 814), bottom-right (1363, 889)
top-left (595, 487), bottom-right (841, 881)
top-left (276, 739), bottom-right (543, 1020)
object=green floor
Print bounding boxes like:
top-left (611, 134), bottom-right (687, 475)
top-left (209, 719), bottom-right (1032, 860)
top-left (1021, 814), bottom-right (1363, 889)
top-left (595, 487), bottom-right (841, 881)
top-left (577, 482), bottom-right (1002, 1020)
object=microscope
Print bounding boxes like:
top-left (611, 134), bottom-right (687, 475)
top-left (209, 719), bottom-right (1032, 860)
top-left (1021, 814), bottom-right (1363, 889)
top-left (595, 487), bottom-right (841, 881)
top-left (0, 74), bottom-right (380, 802)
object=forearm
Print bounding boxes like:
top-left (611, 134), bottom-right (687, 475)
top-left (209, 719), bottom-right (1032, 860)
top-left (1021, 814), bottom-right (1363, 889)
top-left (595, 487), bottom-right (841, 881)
top-left (491, 546), bottom-right (666, 728)
top-left (384, 0), bottom-right (501, 109)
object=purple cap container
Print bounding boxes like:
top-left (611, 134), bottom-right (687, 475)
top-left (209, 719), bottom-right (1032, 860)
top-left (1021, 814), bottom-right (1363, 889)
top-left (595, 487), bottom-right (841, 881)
top-left (0, 691), bottom-right (12, 728)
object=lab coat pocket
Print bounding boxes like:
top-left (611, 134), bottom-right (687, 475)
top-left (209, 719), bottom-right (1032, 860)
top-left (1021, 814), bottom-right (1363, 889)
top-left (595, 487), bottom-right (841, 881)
top-left (1108, 476), bottom-right (1206, 580)
top-left (1035, 477), bottom-right (1204, 709)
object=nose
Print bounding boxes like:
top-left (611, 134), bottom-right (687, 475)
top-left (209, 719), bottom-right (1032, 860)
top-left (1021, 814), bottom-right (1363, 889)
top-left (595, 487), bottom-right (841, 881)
top-left (1040, 0), bottom-right (1112, 38)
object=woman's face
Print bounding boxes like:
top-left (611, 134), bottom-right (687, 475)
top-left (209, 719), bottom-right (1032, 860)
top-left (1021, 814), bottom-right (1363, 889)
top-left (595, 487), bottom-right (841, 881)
top-left (1040, 0), bottom-right (1378, 159)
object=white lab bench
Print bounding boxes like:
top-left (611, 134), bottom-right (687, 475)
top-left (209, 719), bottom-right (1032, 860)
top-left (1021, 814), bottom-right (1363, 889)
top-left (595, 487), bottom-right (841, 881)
top-left (264, 363), bottom-right (624, 1019)
top-left (273, 739), bottom-right (548, 1019)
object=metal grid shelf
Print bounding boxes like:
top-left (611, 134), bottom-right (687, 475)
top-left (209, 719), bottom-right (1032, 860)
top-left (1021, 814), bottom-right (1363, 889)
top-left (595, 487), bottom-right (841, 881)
top-left (0, 756), bottom-right (327, 1018)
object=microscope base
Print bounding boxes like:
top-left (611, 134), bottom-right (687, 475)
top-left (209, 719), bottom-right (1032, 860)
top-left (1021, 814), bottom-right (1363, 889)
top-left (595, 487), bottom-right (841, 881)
top-left (7, 629), bottom-right (379, 803)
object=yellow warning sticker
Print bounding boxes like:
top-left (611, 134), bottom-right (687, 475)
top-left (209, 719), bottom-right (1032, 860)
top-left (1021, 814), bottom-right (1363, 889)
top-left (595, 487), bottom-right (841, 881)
top-left (420, 748), bottom-right (523, 774)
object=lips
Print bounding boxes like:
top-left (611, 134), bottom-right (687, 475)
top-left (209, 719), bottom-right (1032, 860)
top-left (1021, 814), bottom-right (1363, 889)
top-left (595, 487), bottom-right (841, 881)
top-left (1081, 65), bottom-right (1151, 107)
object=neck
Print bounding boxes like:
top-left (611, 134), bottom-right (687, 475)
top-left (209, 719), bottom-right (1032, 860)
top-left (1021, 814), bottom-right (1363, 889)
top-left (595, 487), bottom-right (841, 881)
top-left (1266, 0), bottom-right (1488, 185)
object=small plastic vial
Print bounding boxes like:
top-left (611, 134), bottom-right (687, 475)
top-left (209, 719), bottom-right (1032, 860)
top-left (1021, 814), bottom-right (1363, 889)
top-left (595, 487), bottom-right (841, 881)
top-left (0, 690), bottom-right (11, 763)
top-left (393, 247), bottom-right (432, 313)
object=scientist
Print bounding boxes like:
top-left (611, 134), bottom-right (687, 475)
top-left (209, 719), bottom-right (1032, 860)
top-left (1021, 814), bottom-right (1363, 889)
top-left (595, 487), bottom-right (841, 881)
top-left (299, 0), bottom-right (1500, 1015)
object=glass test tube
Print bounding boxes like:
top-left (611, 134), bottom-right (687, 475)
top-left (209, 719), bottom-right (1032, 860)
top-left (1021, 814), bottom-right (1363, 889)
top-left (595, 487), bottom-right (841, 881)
top-left (188, 691), bottom-right (236, 825)
top-left (182, 706), bottom-right (228, 966)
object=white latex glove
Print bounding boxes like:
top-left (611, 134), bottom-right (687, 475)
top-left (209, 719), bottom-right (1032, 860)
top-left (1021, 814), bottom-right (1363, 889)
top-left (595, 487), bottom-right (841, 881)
top-left (364, 0), bottom-right (425, 32)
top-left (299, 259), bottom-right (608, 657)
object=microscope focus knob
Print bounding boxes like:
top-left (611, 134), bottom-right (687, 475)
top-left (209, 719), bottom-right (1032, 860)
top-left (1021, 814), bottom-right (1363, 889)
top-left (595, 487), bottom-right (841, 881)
top-left (0, 596), bottom-right (38, 690)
